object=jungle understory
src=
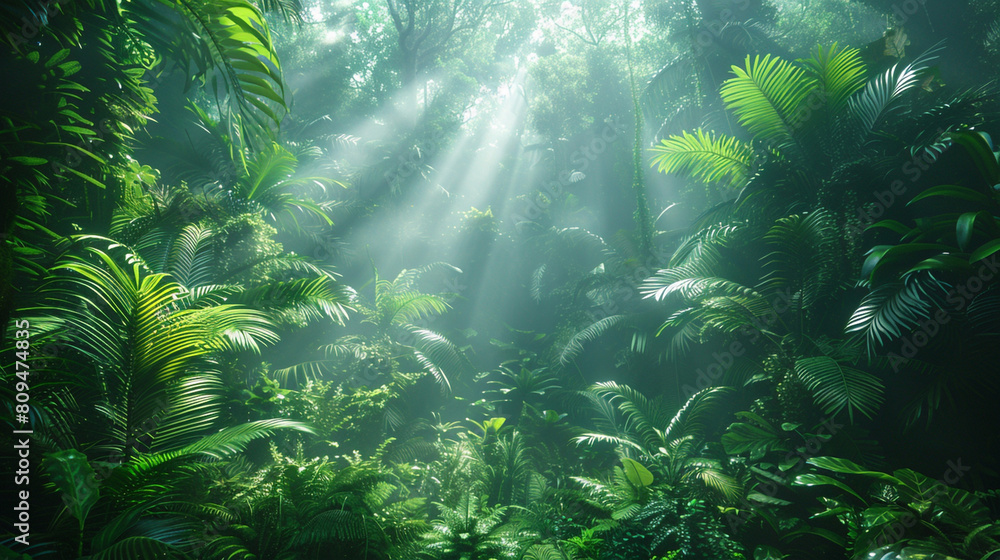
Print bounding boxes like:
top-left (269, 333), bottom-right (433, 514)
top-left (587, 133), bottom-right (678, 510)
top-left (3, 0), bottom-right (1000, 559)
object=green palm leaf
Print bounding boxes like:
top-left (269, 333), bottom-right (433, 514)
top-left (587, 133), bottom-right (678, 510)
top-left (846, 276), bottom-right (944, 356)
top-left (720, 53), bottom-right (816, 150)
top-left (85, 536), bottom-right (189, 560)
top-left (760, 210), bottom-right (838, 309)
top-left (847, 42), bottom-right (944, 144)
top-left (643, 276), bottom-right (761, 303)
top-left (126, 0), bottom-right (289, 140)
top-left (794, 357), bottom-right (884, 423)
top-left (228, 276), bottom-right (353, 326)
top-left (559, 314), bottom-right (631, 366)
top-left (800, 43), bottom-right (867, 115)
top-left (649, 129), bottom-right (756, 189)
top-left (39, 246), bottom-right (280, 456)
top-left (236, 143), bottom-right (336, 226)
top-left (408, 327), bottom-right (464, 395)
top-left (162, 224), bottom-right (216, 288)
top-left (588, 381), bottom-right (671, 453)
top-left (379, 292), bottom-right (451, 329)
top-left (663, 386), bottom-right (733, 442)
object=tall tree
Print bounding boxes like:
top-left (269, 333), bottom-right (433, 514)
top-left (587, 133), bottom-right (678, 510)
top-left (384, 0), bottom-right (507, 115)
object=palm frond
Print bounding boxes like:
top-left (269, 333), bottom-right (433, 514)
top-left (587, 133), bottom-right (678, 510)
top-left (848, 42), bottom-right (945, 144)
top-left (689, 459), bottom-right (744, 503)
top-left (85, 536), bottom-right (189, 560)
top-left (759, 210), bottom-right (838, 309)
top-left (642, 275), bottom-right (761, 303)
top-left (39, 245), bottom-right (282, 456)
top-left (529, 264), bottom-right (546, 303)
top-left (588, 381), bottom-right (671, 452)
top-left (522, 544), bottom-right (565, 560)
top-left (720, 53), bottom-right (816, 150)
top-left (559, 314), bottom-right (630, 366)
top-left (846, 275), bottom-right (947, 356)
top-left (227, 275), bottom-right (353, 326)
top-left (125, 0), bottom-right (289, 141)
top-left (163, 223), bottom-right (215, 287)
top-left (408, 327), bottom-right (464, 395)
top-left (794, 356), bottom-right (884, 423)
top-left (649, 129), bottom-right (755, 189)
top-left (663, 386), bottom-right (733, 442)
top-left (135, 419), bottom-right (314, 468)
top-left (290, 509), bottom-right (383, 548)
top-left (800, 43), bottom-right (867, 115)
top-left (270, 360), bottom-right (338, 386)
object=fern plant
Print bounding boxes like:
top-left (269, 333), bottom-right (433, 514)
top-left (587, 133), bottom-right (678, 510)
top-left (418, 492), bottom-right (532, 560)
top-left (202, 444), bottom-right (426, 560)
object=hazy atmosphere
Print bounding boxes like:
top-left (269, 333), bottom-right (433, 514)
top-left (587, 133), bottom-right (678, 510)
top-left (4, 0), bottom-right (1000, 558)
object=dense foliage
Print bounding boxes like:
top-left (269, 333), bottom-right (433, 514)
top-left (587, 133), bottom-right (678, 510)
top-left (4, 1), bottom-right (1000, 559)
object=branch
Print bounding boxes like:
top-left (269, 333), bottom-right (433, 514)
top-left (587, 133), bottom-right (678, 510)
top-left (553, 22), bottom-right (598, 46)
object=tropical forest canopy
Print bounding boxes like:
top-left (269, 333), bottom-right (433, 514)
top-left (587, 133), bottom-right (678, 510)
top-left (3, 0), bottom-right (1000, 558)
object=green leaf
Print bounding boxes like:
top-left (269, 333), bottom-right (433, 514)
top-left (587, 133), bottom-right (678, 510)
top-left (849, 45), bottom-right (942, 143)
top-left (621, 457), bottom-right (654, 487)
top-left (43, 449), bottom-right (100, 529)
top-left (723, 412), bottom-right (785, 456)
top-left (949, 131), bottom-right (1000, 185)
top-left (862, 243), bottom-right (954, 281)
top-left (957, 212), bottom-right (982, 252)
top-left (57, 60), bottom-right (82, 76)
top-left (868, 219), bottom-right (912, 235)
top-left (7, 156), bottom-right (48, 165)
top-left (846, 277), bottom-right (941, 356)
top-left (807, 456), bottom-right (901, 483)
top-left (908, 184), bottom-right (990, 205)
top-left (970, 238), bottom-right (1000, 263)
top-left (800, 43), bottom-right (867, 114)
top-left (907, 254), bottom-right (971, 273)
top-left (721, 53), bottom-right (816, 150)
top-left (792, 472), bottom-right (863, 501)
top-left (61, 125), bottom-right (97, 136)
top-left (45, 48), bottom-right (71, 68)
top-left (649, 129), bottom-right (755, 189)
top-left (794, 357), bottom-right (884, 422)
top-left (748, 492), bottom-right (792, 505)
